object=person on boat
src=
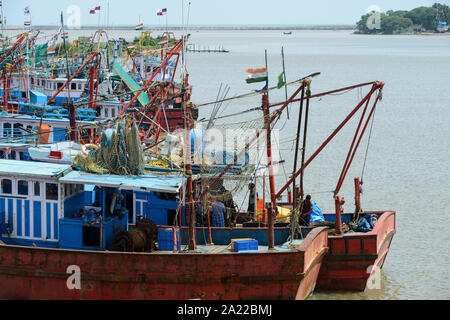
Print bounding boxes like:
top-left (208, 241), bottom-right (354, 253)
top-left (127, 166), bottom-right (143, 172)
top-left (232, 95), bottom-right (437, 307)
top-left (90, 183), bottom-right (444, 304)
top-left (196, 202), bottom-right (204, 227)
top-left (247, 183), bottom-right (258, 221)
top-left (210, 199), bottom-right (226, 227)
top-left (219, 186), bottom-right (237, 227)
top-left (83, 209), bottom-right (100, 226)
top-left (299, 195), bottom-right (313, 226)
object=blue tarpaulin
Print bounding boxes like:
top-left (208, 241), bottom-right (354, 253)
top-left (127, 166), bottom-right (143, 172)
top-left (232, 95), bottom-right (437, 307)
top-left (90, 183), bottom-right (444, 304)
top-left (310, 200), bottom-right (325, 223)
top-left (351, 214), bottom-right (377, 232)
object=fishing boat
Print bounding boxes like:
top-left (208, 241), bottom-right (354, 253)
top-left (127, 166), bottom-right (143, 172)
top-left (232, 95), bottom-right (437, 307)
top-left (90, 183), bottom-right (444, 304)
top-left (0, 76), bottom-right (329, 299)
top-left (0, 30), bottom-right (197, 137)
top-left (0, 147), bottom-right (327, 300)
top-left (166, 79), bottom-right (396, 292)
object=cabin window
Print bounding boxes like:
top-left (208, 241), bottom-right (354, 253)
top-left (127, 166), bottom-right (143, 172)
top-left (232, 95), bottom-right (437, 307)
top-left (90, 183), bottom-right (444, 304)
top-left (31, 78), bottom-right (34, 84)
top-left (19, 152), bottom-right (25, 160)
top-left (3, 123), bottom-right (11, 137)
top-left (105, 108), bottom-right (109, 118)
top-left (18, 180), bottom-right (28, 195)
top-left (46, 183), bottom-right (58, 200)
top-left (34, 182), bottom-right (40, 196)
top-left (71, 83), bottom-right (77, 90)
top-left (0, 151), bottom-right (4, 158)
top-left (14, 123), bottom-right (23, 136)
top-left (10, 151), bottom-right (16, 160)
top-left (57, 83), bottom-right (63, 90)
top-left (111, 109), bottom-right (116, 117)
top-left (1, 179), bottom-right (12, 194)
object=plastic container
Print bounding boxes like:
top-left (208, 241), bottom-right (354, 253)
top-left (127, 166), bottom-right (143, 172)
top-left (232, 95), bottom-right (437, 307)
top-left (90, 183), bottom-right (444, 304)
top-left (157, 229), bottom-right (180, 251)
top-left (230, 238), bottom-right (253, 251)
top-left (233, 239), bottom-right (258, 252)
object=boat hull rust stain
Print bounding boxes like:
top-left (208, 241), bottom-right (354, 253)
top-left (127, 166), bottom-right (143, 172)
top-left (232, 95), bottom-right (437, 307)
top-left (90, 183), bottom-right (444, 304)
top-left (0, 227), bottom-right (328, 300)
top-left (316, 211), bottom-right (395, 290)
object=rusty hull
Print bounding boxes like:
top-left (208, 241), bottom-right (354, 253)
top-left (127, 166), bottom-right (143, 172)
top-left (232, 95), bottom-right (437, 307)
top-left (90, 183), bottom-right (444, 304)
top-left (316, 211), bottom-right (396, 290)
top-left (0, 227), bottom-right (328, 300)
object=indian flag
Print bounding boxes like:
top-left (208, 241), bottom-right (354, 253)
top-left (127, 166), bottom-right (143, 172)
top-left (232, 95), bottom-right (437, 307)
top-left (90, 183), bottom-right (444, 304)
top-left (127, 43), bottom-right (136, 50)
top-left (24, 21), bottom-right (31, 26)
top-left (245, 68), bottom-right (268, 84)
top-left (61, 32), bottom-right (69, 39)
top-left (135, 23), bottom-right (143, 30)
top-left (47, 48), bottom-right (56, 55)
top-left (158, 38), bottom-right (168, 45)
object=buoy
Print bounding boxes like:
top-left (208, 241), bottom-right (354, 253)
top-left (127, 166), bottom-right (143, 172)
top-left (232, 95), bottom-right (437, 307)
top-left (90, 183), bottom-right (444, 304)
top-left (81, 143), bottom-right (99, 156)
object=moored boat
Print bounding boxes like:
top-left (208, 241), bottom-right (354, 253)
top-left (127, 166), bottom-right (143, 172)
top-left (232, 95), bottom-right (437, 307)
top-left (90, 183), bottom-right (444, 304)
top-left (315, 210), bottom-right (395, 290)
top-left (0, 227), bottom-right (328, 300)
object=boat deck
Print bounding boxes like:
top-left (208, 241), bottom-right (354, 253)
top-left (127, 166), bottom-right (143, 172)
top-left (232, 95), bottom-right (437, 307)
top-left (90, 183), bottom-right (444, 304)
top-left (158, 239), bottom-right (304, 254)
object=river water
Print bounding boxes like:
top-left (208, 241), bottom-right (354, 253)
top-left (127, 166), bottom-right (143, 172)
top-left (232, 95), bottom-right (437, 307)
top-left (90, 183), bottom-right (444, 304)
top-left (8, 27), bottom-right (450, 300)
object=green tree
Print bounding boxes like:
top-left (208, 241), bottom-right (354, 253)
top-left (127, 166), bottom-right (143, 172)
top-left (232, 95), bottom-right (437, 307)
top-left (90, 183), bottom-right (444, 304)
top-left (380, 15), bottom-right (413, 34)
top-left (432, 3), bottom-right (450, 22)
top-left (405, 6), bottom-right (438, 30)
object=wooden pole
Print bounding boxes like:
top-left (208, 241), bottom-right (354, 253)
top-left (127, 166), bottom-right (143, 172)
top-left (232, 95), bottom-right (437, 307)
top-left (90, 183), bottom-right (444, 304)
top-left (299, 94), bottom-right (310, 200)
top-left (292, 84), bottom-right (305, 210)
top-left (184, 74), bottom-right (196, 251)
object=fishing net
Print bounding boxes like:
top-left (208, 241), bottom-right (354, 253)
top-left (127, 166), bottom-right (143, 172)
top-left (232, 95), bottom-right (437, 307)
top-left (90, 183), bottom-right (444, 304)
top-left (73, 119), bottom-right (145, 175)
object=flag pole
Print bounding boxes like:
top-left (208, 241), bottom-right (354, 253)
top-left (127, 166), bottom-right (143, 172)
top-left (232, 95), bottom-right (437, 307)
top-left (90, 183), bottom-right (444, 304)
top-left (107, 1), bottom-right (110, 30)
top-left (281, 46), bottom-right (289, 119)
top-left (264, 49), bottom-right (269, 99)
top-left (1, 2), bottom-right (4, 40)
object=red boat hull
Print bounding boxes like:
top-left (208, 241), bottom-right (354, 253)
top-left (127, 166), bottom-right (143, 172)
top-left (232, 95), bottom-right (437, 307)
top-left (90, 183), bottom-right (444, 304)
top-left (0, 227), bottom-right (328, 300)
top-left (316, 211), bottom-right (396, 290)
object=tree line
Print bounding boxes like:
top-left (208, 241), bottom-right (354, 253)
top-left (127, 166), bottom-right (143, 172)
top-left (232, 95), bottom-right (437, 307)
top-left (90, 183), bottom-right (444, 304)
top-left (356, 3), bottom-right (450, 34)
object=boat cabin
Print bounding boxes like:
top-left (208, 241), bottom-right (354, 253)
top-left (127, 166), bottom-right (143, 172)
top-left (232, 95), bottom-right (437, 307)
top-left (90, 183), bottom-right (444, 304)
top-left (0, 160), bottom-right (184, 250)
top-left (0, 113), bottom-right (98, 145)
top-left (7, 73), bottom-right (88, 106)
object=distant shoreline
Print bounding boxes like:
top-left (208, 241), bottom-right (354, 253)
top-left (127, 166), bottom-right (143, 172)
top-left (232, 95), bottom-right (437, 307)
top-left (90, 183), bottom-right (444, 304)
top-left (2, 25), bottom-right (356, 31)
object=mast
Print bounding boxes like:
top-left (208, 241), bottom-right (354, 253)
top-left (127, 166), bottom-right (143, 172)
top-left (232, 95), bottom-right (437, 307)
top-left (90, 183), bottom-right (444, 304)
top-left (263, 50), bottom-right (276, 249)
top-left (181, 2), bottom-right (195, 250)
top-left (299, 84), bottom-right (311, 201)
top-left (292, 84), bottom-right (305, 213)
top-left (184, 78), bottom-right (195, 250)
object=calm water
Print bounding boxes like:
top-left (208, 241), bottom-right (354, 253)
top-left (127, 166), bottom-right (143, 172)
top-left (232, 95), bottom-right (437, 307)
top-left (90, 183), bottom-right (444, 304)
top-left (11, 28), bottom-right (450, 300)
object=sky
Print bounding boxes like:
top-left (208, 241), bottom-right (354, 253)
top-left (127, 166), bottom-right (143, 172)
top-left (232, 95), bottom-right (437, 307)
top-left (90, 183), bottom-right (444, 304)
top-left (2, 0), bottom-right (449, 27)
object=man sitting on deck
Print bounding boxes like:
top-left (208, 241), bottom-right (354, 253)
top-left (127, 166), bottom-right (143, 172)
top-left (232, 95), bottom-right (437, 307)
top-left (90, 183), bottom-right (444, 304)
top-left (299, 195), bottom-right (313, 226)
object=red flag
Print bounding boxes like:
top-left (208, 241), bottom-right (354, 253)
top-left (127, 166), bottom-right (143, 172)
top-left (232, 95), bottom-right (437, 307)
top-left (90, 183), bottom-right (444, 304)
top-left (162, 8), bottom-right (167, 13)
top-left (89, 9), bottom-right (95, 14)
top-left (95, 6), bottom-right (101, 11)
